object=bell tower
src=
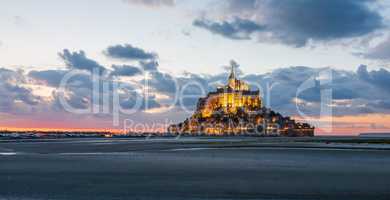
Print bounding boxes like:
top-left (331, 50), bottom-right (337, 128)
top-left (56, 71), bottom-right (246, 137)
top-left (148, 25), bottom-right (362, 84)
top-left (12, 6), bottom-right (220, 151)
top-left (228, 63), bottom-right (236, 89)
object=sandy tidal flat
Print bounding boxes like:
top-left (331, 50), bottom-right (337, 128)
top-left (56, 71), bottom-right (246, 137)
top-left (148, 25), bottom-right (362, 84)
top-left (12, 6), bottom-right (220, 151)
top-left (0, 137), bottom-right (390, 200)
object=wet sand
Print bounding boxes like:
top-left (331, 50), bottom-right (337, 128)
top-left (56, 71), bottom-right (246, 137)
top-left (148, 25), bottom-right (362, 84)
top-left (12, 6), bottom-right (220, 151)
top-left (1, 137), bottom-right (390, 199)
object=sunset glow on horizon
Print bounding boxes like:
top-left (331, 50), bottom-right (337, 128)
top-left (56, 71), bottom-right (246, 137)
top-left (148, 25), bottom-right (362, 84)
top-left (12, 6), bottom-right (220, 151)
top-left (1, 0), bottom-right (390, 135)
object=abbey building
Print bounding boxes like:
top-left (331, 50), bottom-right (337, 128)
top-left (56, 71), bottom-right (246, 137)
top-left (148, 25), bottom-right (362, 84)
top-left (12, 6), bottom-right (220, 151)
top-left (168, 64), bottom-right (314, 136)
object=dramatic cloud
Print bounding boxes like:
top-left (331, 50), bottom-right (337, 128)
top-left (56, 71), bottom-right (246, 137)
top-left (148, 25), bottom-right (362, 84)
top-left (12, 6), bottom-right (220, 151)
top-left (357, 65), bottom-right (390, 90)
top-left (29, 70), bottom-right (69, 87)
top-left (58, 49), bottom-right (106, 73)
top-left (0, 68), bottom-right (42, 113)
top-left (120, 93), bottom-right (161, 110)
top-left (104, 44), bottom-right (158, 61)
top-left (123, 0), bottom-right (175, 7)
top-left (148, 71), bottom-right (177, 93)
top-left (195, 0), bottom-right (384, 47)
top-left (259, 0), bottom-right (384, 46)
top-left (134, 63), bottom-right (390, 117)
top-left (129, 62), bottom-right (390, 117)
top-left (28, 68), bottom-right (99, 112)
top-left (29, 70), bottom-right (94, 91)
top-left (241, 66), bottom-right (390, 116)
top-left (140, 60), bottom-right (159, 71)
top-left (361, 37), bottom-right (390, 61)
top-left (4, 57), bottom-right (390, 131)
top-left (193, 17), bottom-right (266, 40)
top-left (27, 67), bottom-right (160, 115)
top-left (110, 65), bottom-right (142, 77)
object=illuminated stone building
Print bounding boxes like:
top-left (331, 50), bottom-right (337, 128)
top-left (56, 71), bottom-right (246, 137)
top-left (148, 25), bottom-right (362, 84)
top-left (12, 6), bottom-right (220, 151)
top-left (198, 66), bottom-right (261, 118)
top-left (168, 64), bottom-right (314, 136)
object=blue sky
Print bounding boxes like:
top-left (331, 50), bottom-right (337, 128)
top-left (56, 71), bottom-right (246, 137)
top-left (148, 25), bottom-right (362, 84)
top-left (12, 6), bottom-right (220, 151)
top-left (1, 0), bottom-right (389, 75)
top-left (1, 0), bottom-right (390, 134)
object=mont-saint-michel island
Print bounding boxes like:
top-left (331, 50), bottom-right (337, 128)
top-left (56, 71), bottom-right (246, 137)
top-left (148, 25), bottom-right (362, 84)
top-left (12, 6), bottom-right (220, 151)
top-left (168, 65), bottom-right (314, 136)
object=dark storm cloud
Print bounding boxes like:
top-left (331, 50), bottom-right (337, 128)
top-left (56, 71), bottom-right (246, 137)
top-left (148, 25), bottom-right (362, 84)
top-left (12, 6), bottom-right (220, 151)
top-left (58, 49), bottom-right (106, 73)
top-left (104, 44), bottom-right (158, 61)
top-left (110, 65), bottom-right (142, 77)
top-left (193, 17), bottom-right (266, 40)
top-left (123, 0), bottom-right (175, 7)
top-left (196, 0), bottom-right (384, 47)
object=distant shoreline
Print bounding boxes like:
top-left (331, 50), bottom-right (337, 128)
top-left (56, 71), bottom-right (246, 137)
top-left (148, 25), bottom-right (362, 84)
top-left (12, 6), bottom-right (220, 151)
top-left (1, 135), bottom-right (390, 148)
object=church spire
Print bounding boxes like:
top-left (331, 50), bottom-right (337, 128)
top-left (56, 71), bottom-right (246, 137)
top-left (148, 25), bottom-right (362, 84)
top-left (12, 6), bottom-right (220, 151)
top-left (228, 60), bottom-right (236, 80)
top-left (229, 65), bottom-right (235, 80)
